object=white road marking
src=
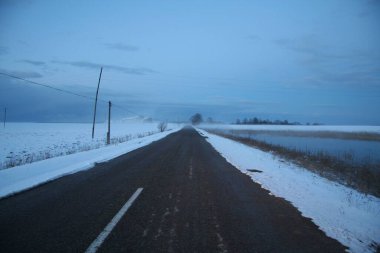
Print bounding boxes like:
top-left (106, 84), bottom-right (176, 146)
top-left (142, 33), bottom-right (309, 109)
top-left (84, 188), bottom-right (143, 253)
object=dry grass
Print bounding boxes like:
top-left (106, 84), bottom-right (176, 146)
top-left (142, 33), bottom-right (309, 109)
top-left (226, 129), bottom-right (380, 141)
top-left (2, 130), bottom-right (158, 170)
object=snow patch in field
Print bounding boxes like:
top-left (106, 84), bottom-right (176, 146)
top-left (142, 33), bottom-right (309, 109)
top-left (197, 129), bottom-right (380, 253)
top-left (0, 127), bottom-right (181, 199)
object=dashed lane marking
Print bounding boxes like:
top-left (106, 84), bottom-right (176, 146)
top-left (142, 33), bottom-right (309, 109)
top-left (84, 188), bottom-right (144, 253)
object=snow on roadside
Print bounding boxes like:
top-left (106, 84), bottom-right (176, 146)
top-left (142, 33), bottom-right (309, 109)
top-left (0, 127), bottom-right (181, 199)
top-left (197, 129), bottom-right (380, 253)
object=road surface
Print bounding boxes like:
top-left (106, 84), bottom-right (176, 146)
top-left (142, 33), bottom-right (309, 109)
top-left (0, 127), bottom-right (346, 252)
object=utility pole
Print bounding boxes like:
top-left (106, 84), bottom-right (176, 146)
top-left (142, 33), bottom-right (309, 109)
top-left (92, 67), bottom-right (103, 139)
top-left (107, 101), bottom-right (112, 145)
top-left (3, 107), bottom-right (6, 128)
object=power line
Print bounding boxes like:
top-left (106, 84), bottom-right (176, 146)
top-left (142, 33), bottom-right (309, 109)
top-left (112, 104), bottom-right (142, 117)
top-left (0, 71), bottom-right (143, 117)
top-left (0, 72), bottom-right (98, 101)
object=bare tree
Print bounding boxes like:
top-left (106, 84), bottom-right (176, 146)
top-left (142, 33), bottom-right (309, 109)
top-left (190, 113), bottom-right (203, 125)
top-left (157, 121), bottom-right (168, 132)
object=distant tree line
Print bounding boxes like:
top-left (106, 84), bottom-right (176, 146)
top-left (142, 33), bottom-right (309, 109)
top-left (189, 113), bottom-right (222, 125)
top-left (235, 117), bottom-right (302, 125)
top-left (188, 113), bottom-right (321, 126)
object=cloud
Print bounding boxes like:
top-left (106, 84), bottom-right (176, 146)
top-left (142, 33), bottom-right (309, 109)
top-left (0, 68), bottom-right (43, 78)
top-left (20, 60), bottom-right (46, 66)
top-left (0, 46), bottom-right (8, 55)
top-left (0, 0), bottom-right (17, 7)
top-left (274, 35), bottom-right (380, 87)
top-left (274, 35), bottom-right (378, 64)
top-left (246, 35), bottom-right (261, 42)
top-left (308, 68), bottom-right (380, 88)
top-left (104, 43), bottom-right (139, 52)
top-left (52, 60), bottom-right (155, 75)
top-left (0, 76), bottom-right (96, 122)
top-left (273, 36), bottom-right (331, 58)
top-left (358, 0), bottom-right (380, 17)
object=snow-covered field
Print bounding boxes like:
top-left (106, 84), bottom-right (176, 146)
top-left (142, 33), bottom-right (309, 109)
top-left (197, 129), bottom-right (380, 253)
top-left (200, 123), bottom-right (380, 133)
top-left (0, 122), bottom-right (180, 169)
top-left (0, 126), bottom-right (181, 198)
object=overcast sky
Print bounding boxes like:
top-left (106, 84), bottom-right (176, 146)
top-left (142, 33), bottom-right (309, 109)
top-left (0, 0), bottom-right (379, 124)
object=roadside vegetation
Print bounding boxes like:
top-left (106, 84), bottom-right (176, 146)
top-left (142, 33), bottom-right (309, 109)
top-left (207, 129), bottom-right (380, 197)
top-left (2, 130), bottom-right (159, 170)
top-left (227, 129), bottom-right (380, 142)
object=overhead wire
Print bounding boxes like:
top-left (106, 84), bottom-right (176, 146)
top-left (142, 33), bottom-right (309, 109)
top-left (0, 72), bottom-right (97, 101)
top-left (0, 71), bottom-right (143, 117)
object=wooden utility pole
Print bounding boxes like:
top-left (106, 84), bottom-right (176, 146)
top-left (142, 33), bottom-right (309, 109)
top-left (3, 107), bottom-right (6, 128)
top-left (92, 67), bottom-right (103, 139)
top-left (107, 101), bottom-right (112, 145)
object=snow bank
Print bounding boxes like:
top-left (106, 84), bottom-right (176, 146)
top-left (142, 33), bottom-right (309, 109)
top-left (200, 124), bottom-right (380, 133)
top-left (197, 129), bottom-right (380, 253)
top-left (0, 127), bottom-right (181, 199)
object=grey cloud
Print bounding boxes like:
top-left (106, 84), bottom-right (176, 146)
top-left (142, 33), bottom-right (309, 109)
top-left (0, 46), bottom-right (8, 55)
top-left (52, 60), bottom-right (155, 75)
top-left (357, 1), bottom-right (380, 17)
top-left (318, 69), bottom-right (380, 87)
top-left (363, 0), bottom-right (380, 8)
top-left (274, 35), bottom-right (380, 87)
top-left (274, 36), bottom-right (378, 63)
top-left (0, 0), bottom-right (34, 10)
top-left (104, 43), bottom-right (139, 52)
top-left (246, 35), bottom-right (261, 42)
top-left (20, 60), bottom-right (46, 66)
top-left (0, 0), bottom-right (17, 7)
top-left (273, 36), bottom-right (332, 59)
top-left (0, 68), bottom-right (43, 78)
top-left (302, 66), bottom-right (380, 88)
top-left (0, 76), bottom-right (96, 122)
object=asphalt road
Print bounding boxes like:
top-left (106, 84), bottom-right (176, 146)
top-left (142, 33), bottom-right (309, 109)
top-left (0, 127), bottom-right (346, 253)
